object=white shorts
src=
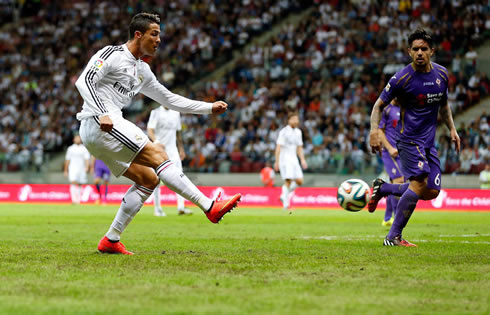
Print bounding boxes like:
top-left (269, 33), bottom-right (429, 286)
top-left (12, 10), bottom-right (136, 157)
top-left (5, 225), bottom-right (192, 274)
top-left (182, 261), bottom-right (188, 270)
top-left (79, 115), bottom-right (148, 177)
top-left (279, 159), bottom-right (303, 180)
top-left (68, 167), bottom-right (87, 184)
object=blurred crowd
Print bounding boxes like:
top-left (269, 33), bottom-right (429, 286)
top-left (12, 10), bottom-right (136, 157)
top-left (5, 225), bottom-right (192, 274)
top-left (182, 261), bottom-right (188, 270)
top-left (174, 0), bottom-right (489, 174)
top-left (0, 0), bottom-right (308, 171)
top-left (0, 0), bottom-right (488, 175)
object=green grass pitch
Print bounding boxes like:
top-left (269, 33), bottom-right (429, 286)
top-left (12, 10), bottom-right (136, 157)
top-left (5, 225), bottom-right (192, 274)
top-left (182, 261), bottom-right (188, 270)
top-left (0, 204), bottom-right (488, 314)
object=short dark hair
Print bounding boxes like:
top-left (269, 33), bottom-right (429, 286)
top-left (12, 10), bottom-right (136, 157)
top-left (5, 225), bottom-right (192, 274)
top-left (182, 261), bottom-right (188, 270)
top-left (408, 28), bottom-right (433, 48)
top-left (128, 13), bottom-right (160, 40)
top-left (287, 111), bottom-right (299, 119)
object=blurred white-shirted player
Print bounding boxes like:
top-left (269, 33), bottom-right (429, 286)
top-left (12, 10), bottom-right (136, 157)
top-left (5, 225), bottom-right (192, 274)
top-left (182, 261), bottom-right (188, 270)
top-left (274, 112), bottom-right (308, 210)
top-left (64, 135), bottom-right (90, 204)
top-left (75, 12), bottom-right (241, 255)
top-left (148, 106), bottom-right (192, 216)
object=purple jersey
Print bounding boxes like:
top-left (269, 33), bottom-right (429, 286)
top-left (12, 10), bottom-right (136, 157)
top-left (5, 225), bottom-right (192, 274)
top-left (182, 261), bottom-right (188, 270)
top-left (94, 159), bottom-right (111, 181)
top-left (378, 103), bottom-right (400, 149)
top-left (380, 62), bottom-right (448, 148)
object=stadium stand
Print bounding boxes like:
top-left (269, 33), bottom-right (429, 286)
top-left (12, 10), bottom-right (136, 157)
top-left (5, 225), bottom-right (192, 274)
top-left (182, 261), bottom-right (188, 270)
top-left (0, 0), bottom-right (488, 176)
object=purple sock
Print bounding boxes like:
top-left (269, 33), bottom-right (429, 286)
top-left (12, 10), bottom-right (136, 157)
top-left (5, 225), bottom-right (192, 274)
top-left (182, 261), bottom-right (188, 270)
top-left (387, 189), bottom-right (419, 239)
top-left (391, 196), bottom-right (399, 216)
top-left (380, 182), bottom-right (409, 196)
top-left (384, 195), bottom-right (395, 221)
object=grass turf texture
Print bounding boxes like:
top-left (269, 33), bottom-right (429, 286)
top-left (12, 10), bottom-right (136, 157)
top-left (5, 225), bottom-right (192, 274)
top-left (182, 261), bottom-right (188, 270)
top-left (0, 204), bottom-right (488, 314)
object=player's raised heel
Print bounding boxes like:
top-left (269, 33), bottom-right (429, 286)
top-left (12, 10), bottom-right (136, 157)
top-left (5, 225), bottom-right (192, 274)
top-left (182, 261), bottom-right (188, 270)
top-left (206, 193), bottom-right (242, 223)
top-left (367, 178), bottom-right (386, 213)
top-left (383, 235), bottom-right (417, 247)
top-left (97, 236), bottom-right (134, 255)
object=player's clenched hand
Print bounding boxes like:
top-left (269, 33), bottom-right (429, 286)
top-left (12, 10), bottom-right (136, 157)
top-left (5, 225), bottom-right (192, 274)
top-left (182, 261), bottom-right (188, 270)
top-left (388, 147), bottom-right (398, 158)
top-left (301, 159), bottom-right (308, 170)
top-left (99, 115), bottom-right (113, 132)
top-left (212, 101), bottom-right (228, 114)
top-left (451, 128), bottom-right (461, 154)
top-left (369, 130), bottom-right (382, 155)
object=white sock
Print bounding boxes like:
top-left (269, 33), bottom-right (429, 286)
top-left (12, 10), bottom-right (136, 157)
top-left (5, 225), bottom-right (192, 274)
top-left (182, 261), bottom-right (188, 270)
top-left (289, 181), bottom-right (298, 193)
top-left (177, 194), bottom-right (185, 211)
top-left (153, 183), bottom-right (161, 211)
top-left (281, 184), bottom-right (289, 208)
top-left (106, 184), bottom-right (153, 241)
top-left (156, 161), bottom-right (212, 211)
top-left (70, 184), bottom-right (80, 204)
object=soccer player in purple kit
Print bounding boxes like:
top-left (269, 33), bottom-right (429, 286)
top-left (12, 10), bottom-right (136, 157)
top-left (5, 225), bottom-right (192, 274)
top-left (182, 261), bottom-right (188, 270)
top-left (91, 157), bottom-right (111, 204)
top-left (368, 29), bottom-right (460, 247)
top-left (378, 99), bottom-right (404, 227)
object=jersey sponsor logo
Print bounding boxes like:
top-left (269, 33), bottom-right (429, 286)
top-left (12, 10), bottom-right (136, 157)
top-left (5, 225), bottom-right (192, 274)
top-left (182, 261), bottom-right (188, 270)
top-left (426, 92), bottom-right (444, 104)
top-left (113, 81), bottom-right (136, 97)
top-left (423, 82), bottom-right (434, 86)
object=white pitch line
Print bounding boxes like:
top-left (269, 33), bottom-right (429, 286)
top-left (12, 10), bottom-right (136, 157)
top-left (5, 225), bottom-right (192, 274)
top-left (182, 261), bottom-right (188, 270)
top-left (438, 234), bottom-right (490, 237)
top-left (302, 235), bottom-right (490, 245)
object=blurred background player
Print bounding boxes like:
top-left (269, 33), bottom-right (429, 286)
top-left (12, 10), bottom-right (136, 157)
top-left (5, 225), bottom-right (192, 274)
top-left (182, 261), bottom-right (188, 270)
top-left (260, 161), bottom-right (275, 187)
top-left (147, 105), bottom-right (192, 216)
top-left (91, 157), bottom-right (111, 204)
top-left (369, 29), bottom-right (460, 247)
top-left (378, 99), bottom-right (404, 227)
top-left (64, 135), bottom-right (90, 205)
top-left (479, 163), bottom-right (490, 189)
top-left (274, 111), bottom-right (308, 210)
top-left (75, 12), bottom-right (241, 255)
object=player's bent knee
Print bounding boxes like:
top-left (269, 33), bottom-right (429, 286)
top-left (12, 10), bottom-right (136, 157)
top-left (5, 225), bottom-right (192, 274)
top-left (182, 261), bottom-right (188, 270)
top-left (422, 189), bottom-right (439, 200)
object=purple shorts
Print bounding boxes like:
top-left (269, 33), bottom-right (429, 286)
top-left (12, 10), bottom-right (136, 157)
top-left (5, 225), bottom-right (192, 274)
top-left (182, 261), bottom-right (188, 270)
top-left (397, 141), bottom-right (441, 190)
top-left (94, 160), bottom-right (111, 181)
top-left (381, 150), bottom-right (404, 181)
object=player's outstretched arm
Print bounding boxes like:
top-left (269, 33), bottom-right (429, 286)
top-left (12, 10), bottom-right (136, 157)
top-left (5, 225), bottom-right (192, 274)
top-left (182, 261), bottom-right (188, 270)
top-left (369, 98), bottom-right (386, 155)
top-left (439, 101), bottom-right (460, 153)
top-left (140, 69), bottom-right (214, 115)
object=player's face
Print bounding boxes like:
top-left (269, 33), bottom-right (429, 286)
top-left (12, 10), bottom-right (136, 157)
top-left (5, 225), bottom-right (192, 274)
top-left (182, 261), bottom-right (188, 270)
top-left (73, 135), bottom-right (81, 145)
top-left (139, 23), bottom-right (161, 56)
top-left (288, 115), bottom-right (299, 128)
top-left (408, 39), bottom-right (433, 68)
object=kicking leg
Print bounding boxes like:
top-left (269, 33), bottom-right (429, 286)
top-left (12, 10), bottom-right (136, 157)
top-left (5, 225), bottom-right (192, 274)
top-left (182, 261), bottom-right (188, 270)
top-left (133, 142), bottom-right (240, 223)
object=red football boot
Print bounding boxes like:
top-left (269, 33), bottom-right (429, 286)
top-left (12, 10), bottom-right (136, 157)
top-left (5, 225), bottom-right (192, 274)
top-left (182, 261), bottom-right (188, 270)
top-left (383, 236), bottom-right (417, 247)
top-left (97, 236), bottom-right (134, 255)
top-left (205, 193), bottom-right (241, 223)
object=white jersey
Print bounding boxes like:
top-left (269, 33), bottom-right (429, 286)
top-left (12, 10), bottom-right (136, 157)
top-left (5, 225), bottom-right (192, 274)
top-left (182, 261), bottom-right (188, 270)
top-left (147, 106), bottom-right (181, 156)
top-left (65, 143), bottom-right (90, 183)
top-left (65, 144), bottom-right (90, 169)
top-left (276, 125), bottom-right (303, 164)
top-left (75, 44), bottom-right (212, 120)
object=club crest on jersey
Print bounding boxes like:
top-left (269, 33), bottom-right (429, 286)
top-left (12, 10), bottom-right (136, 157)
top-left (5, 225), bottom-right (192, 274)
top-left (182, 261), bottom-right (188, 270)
top-left (94, 59), bottom-right (104, 68)
top-left (385, 83), bottom-right (391, 92)
top-left (418, 161), bottom-right (424, 169)
top-left (138, 75), bottom-right (143, 83)
top-left (135, 134), bottom-right (142, 141)
top-left (436, 78), bottom-right (441, 86)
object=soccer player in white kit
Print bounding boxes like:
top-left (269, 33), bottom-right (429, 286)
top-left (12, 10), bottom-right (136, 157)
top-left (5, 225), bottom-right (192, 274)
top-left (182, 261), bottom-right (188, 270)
top-left (148, 106), bottom-right (192, 216)
top-left (75, 13), bottom-right (241, 255)
top-left (274, 112), bottom-right (308, 210)
top-left (64, 135), bottom-right (90, 205)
